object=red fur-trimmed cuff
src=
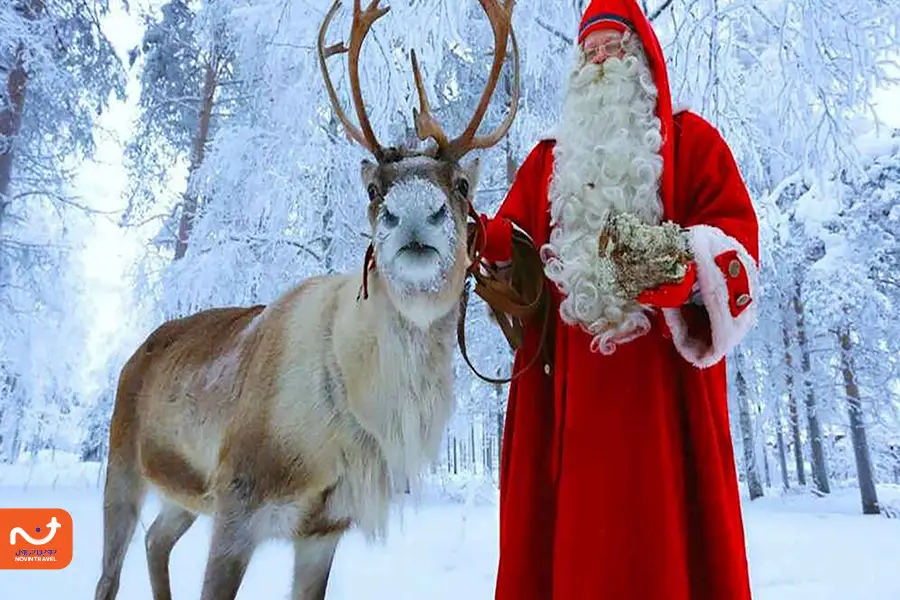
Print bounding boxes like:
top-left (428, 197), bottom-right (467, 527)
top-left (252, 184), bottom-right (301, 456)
top-left (662, 224), bottom-right (759, 368)
top-left (479, 215), bottom-right (513, 263)
top-left (478, 216), bottom-right (535, 267)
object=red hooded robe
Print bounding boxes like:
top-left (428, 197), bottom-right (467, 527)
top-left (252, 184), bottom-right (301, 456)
top-left (480, 1), bottom-right (759, 598)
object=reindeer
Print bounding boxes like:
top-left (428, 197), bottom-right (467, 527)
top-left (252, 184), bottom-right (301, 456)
top-left (93, 1), bottom-right (519, 599)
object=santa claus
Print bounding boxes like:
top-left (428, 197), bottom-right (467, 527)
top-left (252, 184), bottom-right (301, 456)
top-left (477, 0), bottom-right (759, 599)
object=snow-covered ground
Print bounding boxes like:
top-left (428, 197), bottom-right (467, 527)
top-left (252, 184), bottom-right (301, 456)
top-left (1, 456), bottom-right (899, 599)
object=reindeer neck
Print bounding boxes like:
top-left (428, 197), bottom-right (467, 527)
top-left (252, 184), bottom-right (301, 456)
top-left (365, 270), bottom-right (460, 346)
top-left (338, 271), bottom-right (459, 526)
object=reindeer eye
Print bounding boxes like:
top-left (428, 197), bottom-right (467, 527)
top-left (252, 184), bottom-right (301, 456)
top-left (428, 204), bottom-right (447, 225)
top-left (367, 184), bottom-right (380, 202)
top-left (454, 179), bottom-right (469, 197)
top-left (381, 207), bottom-right (399, 228)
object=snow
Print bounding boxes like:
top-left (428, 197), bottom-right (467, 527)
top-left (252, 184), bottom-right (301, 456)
top-left (1, 458), bottom-right (899, 599)
top-left (808, 231), bottom-right (848, 274)
top-left (793, 181), bottom-right (841, 227)
top-left (743, 487), bottom-right (900, 599)
top-left (856, 129), bottom-right (900, 161)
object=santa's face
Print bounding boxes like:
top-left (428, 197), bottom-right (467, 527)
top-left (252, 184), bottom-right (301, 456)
top-left (582, 29), bottom-right (626, 64)
top-left (540, 27), bottom-right (665, 354)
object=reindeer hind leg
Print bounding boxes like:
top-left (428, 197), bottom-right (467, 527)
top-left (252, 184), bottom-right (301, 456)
top-left (146, 502), bottom-right (197, 600)
top-left (94, 457), bottom-right (146, 600)
top-left (95, 352), bottom-right (150, 600)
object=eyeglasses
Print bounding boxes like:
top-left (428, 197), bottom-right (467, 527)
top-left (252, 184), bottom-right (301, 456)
top-left (582, 38), bottom-right (625, 62)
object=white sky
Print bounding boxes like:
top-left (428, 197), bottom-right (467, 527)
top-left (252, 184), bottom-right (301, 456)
top-left (74, 3), bottom-right (146, 393)
top-left (871, 66), bottom-right (900, 128)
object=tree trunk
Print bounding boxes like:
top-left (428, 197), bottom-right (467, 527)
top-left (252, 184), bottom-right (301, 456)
top-left (0, 373), bottom-right (23, 463)
top-left (890, 445), bottom-right (900, 485)
top-left (734, 352), bottom-right (763, 500)
top-left (782, 320), bottom-right (806, 486)
top-left (891, 446), bottom-right (900, 485)
top-left (838, 326), bottom-right (880, 515)
top-left (174, 58), bottom-right (219, 261)
top-left (0, 1), bottom-right (42, 213)
top-left (0, 43), bottom-right (27, 218)
top-left (502, 62), bottom-right (517, 186)
top-left (494, 381), bottom-right (505, 464)
top-left (321, 190), bottom-right (335, 272)
top-left (775, 401), bottom-right (790, 490)
top-left (320, 114), bottom-right (340, 272)
top-left (80, 392), bottom-right (112, 463)
top-left (793, 280), bottom-right (830, 494)
top-left (470, 422), bottom-right (476, 473)
top-left (485, 417), bottom-right (494, 477)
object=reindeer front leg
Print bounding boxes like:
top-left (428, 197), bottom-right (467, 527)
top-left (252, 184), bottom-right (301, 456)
top-left (291, 535), bottom-right (341, 600)
top-left (290, 484), bottom-right (351, 600)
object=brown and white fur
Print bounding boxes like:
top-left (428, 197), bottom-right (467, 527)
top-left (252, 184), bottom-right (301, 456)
top-left (540, 31), bottom-right (665, 354)
top-left (94, 156), bottom-right (478, 600)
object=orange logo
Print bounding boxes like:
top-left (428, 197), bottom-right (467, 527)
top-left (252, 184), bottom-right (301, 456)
top-left (0, 508), bottom-right (73, 569)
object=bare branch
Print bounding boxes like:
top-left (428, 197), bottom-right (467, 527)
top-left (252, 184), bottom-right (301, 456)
top-left (12, 190), bottom-right (123, 216)
top-left (535, 17), bottom-right (572, 46)
top-left (648, 0), bottom-right (676, 22)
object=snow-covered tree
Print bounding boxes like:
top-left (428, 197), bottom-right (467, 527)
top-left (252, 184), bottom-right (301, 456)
top-left (0, 0), bottom-right (126, 461)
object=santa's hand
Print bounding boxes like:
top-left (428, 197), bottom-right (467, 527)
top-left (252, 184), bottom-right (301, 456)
top-left (637, 262), bottom-right (697, 308)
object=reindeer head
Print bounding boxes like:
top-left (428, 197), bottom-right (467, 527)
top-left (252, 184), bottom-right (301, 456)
top-left (318, 0), bottom-right (519, 327)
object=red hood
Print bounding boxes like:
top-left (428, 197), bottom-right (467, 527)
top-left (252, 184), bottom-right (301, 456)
top-left (578, 0), bottom-right (675, 219)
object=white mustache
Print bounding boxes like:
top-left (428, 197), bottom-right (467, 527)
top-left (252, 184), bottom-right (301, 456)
top-left (570, 62), bottom-right (604, 89)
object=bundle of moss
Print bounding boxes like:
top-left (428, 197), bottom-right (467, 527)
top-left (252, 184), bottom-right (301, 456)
top-left (596, 212), bottom-right (694, 301)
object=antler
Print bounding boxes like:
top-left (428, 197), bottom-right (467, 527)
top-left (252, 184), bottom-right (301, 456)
top-left (411, 0), bottom-right (520, 162)
top-left (411, 49), bottom-right (450, 152)
top-left (318, 0), bottom-right (389, 162)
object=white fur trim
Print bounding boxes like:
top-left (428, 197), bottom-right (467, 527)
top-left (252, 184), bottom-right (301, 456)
top-left (662, 224), bottom-right (759, 368)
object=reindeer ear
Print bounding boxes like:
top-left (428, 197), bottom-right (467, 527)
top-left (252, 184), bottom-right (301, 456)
top-left (360, 159), bottom-right (378, 185)
top-left (452, 157), bottom-right (480, 200)
top-left (462, 157), bottom-right (481, 188)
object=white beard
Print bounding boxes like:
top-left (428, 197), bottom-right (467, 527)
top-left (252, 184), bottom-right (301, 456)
top-left (541, 44), bottom-right (665, 354)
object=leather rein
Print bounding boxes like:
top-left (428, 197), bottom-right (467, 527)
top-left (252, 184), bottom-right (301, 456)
top-left (457, 202), bottom-right (552, 384)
